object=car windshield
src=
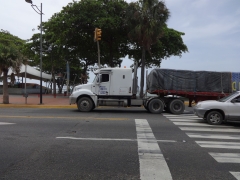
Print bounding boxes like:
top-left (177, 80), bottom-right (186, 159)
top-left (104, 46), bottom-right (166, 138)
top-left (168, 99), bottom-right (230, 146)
top-left (219, 91), bottom-right (239, 102)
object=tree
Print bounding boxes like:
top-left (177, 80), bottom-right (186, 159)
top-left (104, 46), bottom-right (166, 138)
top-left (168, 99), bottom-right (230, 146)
top-left (128, 27), bottom-right (188, 68)
top-left (42, 0), bottom-right (129, 73)
top-left (26, 0), bottom-right (187, 89)
top-left (0, 30), bottom-right (26, 104)
top-left (125, 0), bottom-right (170, 98)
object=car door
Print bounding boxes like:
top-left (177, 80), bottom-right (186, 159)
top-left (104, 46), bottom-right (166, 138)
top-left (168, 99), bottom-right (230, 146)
top-left (228, 95), bottom-right (240, 120)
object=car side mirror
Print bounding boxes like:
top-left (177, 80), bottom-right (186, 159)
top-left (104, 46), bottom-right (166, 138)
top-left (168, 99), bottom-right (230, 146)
top-left (231, 99), bottom-right (238, 103)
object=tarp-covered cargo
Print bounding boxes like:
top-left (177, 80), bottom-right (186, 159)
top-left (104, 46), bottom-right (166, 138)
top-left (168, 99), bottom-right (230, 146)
top-left (147, 69), bottom-right (240, 94)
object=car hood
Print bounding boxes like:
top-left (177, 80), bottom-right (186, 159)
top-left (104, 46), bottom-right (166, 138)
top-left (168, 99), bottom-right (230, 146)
top-left (195, 100), bottom-right (224, 109)
top-left (197, 100), bottom-right (218, 105)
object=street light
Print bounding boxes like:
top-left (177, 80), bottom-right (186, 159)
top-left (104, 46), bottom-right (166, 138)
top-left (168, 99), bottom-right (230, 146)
top-left (25, 0), bottom-right (43, 104)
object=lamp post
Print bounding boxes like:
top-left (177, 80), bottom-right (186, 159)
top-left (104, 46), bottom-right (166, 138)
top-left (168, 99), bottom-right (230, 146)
top-left (25, 0), bottom-right (43, 104)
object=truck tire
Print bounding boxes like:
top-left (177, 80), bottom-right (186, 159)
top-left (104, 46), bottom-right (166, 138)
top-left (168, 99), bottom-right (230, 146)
top-left (206, 111), bottom-right (223, 125)
top-left (148, 99), bottom-right (164, 114)
top-left (169, 99), bottom-right (185, 114)
top-left (77, 97), bottom-right (93, 112)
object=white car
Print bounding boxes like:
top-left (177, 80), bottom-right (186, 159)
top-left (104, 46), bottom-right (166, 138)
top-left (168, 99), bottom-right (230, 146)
top-left (193, 91), bottom-right (240, 125)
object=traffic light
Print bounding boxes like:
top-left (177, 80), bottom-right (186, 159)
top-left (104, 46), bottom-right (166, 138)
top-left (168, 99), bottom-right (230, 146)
top-left (25, 0), bottom-right (33, 4)
top-left (94, 28), bottom-right (102, 41)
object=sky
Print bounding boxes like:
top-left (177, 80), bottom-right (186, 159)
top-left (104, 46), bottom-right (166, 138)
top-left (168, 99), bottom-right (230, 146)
top-left (1, 0), bottom-right (240, 84)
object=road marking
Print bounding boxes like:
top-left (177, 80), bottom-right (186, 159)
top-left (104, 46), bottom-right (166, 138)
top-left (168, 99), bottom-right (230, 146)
top-left (230, 172), bottom-right (240, 180)
top-left (187, 133), bottom-right (240, 140)
top-left (169, 119), bottom-right (203, 122)
top-left (163, 114), bottom-right (197, 117)
top-left (209, 153), bottom-right (240, 163)
top-left (173, 122), bottom-right (231, 127)
top-left (0, 122), bottom-right (15, 125)
top-left (169, 117), bottom-right (202, 119)
top-left (180, 127), bottom-right (240, 132)
top-left (135, 119), bottom-right (172, 180)
top-left (0, 115), bottom-right (128, 121)
top-left (56, 137), bottom-right (176, 143)
top-left (196, 141), bottom-right (240, 149)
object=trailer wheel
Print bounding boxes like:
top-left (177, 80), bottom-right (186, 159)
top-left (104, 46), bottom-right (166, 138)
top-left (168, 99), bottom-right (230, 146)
top-left (148, 99), bottom-right (164, 114)
top-left (169, 99), bottom-right (185, 114)
top-left (77, 97), bottom-right (93, 112)
top-left (206, 111), bottom-right (223, 125)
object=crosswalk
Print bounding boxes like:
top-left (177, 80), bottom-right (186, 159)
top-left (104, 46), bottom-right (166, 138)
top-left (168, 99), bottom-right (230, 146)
top-left (163, 114), bottom-right (240, 180)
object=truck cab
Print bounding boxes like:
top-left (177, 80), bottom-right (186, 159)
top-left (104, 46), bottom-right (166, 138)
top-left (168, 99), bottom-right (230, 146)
top-left (69, 68), bottom-right (133, 111)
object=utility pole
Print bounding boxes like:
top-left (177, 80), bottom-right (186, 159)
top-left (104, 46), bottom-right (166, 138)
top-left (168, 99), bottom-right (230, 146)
top-left (25, 0), bottom-right (43, 104)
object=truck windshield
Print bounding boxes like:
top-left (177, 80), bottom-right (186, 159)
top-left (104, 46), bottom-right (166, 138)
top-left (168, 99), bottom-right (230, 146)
top-left (219, 91), bottom-right (239, 102)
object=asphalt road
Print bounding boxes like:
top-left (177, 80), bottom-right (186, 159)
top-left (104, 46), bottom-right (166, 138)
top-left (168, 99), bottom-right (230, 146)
top-left (0, 107), bottom-right (240, 180)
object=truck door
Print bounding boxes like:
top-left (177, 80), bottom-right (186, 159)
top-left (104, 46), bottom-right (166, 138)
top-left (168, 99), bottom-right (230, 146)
top-left (98, 73), bottom-right (110, 96)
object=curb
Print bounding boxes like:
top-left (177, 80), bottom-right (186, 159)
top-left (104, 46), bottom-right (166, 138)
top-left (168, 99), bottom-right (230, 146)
top-left (0, 104), bottom-right (77, 109)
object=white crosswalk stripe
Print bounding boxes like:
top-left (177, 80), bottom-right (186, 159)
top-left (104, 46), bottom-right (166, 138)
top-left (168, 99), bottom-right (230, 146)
top-left (168, 117), bottom-right (202, 120)
top-left (164, 113), bottom-right (196, 116)
top-left (209, 153), bottom-right (240, 163)
top-left (187, 133), bottom-right (240, 140)
top-left (230, 172), bottom-right (240, 180)
top-left (173, 122), bottom-right (231, 127)
top-left (196, 141), bottom-right (240, 149)
top-left (169, 119), bottom-right (203, 122)
top-left (180, 127), bottom-right (240, 132)
top-left (163, 113), bottom-right (240, 176)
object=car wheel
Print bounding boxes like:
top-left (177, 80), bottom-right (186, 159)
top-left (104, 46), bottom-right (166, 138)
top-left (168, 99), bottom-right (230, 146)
top-left (148, 99), bottom-right (164, 114)
top-left (77, 97), bottom-right (93, 112)
top-left (206, 111), bottom-right (223, 125)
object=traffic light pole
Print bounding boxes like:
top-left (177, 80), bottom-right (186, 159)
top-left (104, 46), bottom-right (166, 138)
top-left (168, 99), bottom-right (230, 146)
top-left (94, 28), bottom-right (101, 69)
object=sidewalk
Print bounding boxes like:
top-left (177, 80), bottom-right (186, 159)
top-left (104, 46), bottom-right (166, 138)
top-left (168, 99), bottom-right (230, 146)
top-left (0, 94), bottom-right (76, 108)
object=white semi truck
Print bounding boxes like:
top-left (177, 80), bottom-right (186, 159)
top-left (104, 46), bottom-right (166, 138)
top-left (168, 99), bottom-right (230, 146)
top-left (69, 67), bottom-right (185, 114)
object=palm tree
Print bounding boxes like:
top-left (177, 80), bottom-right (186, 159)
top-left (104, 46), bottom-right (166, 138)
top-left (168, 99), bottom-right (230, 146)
top-left (0, 30), bottom-right (25, 104)
top-left (125, 0), bottom-right (170, 98)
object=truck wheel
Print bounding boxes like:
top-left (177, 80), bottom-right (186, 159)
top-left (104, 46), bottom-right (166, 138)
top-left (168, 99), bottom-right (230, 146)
top-left (169, 99), bottom-right (185, 114)
top-left (77, 97), bottom-right (93, 112)
top-left (206, 111), bottom-right (223, 125)
top-left (148, 99), bottom-right (164, 114)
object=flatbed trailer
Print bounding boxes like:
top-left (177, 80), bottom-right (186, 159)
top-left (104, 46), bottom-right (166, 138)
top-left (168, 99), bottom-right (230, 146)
top-left (150, 89), bottom-right (229, 107)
